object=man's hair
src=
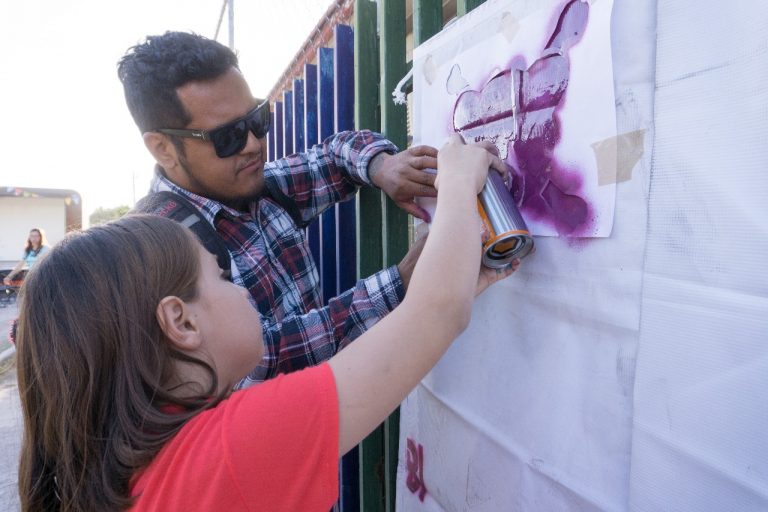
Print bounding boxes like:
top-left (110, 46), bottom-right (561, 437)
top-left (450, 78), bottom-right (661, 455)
top-left (16, 214), bottom-right (226, 510)
top-left (117, 31), bottom-right (240, 134)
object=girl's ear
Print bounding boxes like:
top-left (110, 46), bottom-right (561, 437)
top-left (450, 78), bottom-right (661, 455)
top-left (143, 132), bottom-right (180, 173)
top-left (156, 296), bottom-right (202, 352)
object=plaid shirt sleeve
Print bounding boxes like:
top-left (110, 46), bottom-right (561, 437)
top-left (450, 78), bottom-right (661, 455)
top-left (264, 130), bottom-right (398, 226)
top-left (236, 265), bottom-right (404, 386)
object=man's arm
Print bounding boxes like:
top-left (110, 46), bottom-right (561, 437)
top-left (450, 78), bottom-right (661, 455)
top-left (235, 232), bottom-right (427, 386)
top-left (264, 130), bottom-right (397, 226)
top-left (236, 265), bottom-right (404, 386)
top-left (265, 130), bottom-right (439, 225)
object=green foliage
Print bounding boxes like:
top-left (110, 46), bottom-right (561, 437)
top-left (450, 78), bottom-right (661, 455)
top-left (89, 205), bottom-right (130, 226)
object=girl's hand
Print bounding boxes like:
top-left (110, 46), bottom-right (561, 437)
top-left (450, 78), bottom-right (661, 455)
top-left (435, 134), bottom-right (509, 194)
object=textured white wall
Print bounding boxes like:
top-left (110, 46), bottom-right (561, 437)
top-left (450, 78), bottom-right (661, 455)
top-left (628, 1), bottom-right (768, 510)
top-left (401, 0), bottom-right (767, 510)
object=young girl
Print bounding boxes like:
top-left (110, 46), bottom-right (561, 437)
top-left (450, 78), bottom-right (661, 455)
top-left (3, 228), bottom-right (49, 285)
top-left (16, 135), bottom-right (520, 511)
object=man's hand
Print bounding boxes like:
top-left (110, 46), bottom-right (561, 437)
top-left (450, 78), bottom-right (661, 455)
top-left (396, 233), bottom-right (428, 290)
top-left (368, 145), bottom-right (438, 222)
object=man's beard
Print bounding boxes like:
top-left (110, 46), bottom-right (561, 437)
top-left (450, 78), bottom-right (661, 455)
top-left (177, 154), bottom-right (263, 211)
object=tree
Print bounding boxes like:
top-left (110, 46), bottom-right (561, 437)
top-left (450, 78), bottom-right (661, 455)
top-left (89, 205), bottom-right (130, 226)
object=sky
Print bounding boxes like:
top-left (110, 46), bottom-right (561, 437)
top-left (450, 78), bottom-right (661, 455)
top-left (0, 0), bottom-right (334, 221)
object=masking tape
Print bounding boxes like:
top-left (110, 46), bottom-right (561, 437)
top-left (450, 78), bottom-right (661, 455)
top-left (499, 12), bottom-right (520, 42)
top-left (592, 129), bottom-right (646, 185)
top-left (422, 55), bottom-right (437, 85)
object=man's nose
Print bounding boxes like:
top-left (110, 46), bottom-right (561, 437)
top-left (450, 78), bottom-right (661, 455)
top-left (241, 130), bottom-right (263, 156)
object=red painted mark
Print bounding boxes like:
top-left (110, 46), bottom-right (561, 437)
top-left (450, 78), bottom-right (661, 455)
top-left (406, 438), bottom-right (427, 502)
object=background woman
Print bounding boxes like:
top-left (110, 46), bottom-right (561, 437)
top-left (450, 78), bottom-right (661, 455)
top-left (3, 228), bottom-right (49, 285)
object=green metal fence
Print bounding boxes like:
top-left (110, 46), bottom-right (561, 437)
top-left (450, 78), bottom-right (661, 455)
top-left (353, 1), bottom-right (484, 509)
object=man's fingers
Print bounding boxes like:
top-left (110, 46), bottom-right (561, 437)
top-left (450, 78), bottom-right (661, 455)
top-left (400, 179), bottom-right (437, 201)
top-left (413, 155), bottom-right (438, 171)
top-left (397, 200), bottom-right (431, 222)
top-left (394, 171), bottom-right (437, 197)
top-left (408, 145), bottom-right (439, 158)
top-left (409, 167), bottom-right (437, 187)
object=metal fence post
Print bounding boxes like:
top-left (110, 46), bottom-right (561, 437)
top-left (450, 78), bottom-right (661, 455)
top-left (267, 110), bottom-right (276, 161)
top-left (283, 90), bottom-right (294, 156)
top-left (318, 47), bottom-right (337, 303)
top-left (334, 24), bottom-right (360, 512)
top-left (353, 1), bottom-right (387, 510)
top-left (303, 63), bottom-right (322, 272)
top-left (292, 78), bottom-right (305, 153)
top-left (274, 101), bottom-right (284, 159)
top-left (414, 0), bottom-right (443, 45)
top-left (457, 0), bottom-right (486, 17)
top-left (379, 0), bottom-right (409, 509)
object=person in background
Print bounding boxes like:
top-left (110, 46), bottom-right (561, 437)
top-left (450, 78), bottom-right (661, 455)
top-left (16, 136), bottom-right (520, 511)
top-left (3, 228), bottom-right (49, 285)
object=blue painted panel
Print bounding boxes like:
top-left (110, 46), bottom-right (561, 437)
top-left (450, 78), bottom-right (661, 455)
top-left (333, 25), bottom-right (360, 512)
top-left (334, 24), bottom-right (357, 292)
top-left (292, 79), bottom-right (305, 153)
top-left (303, 63), bottom-right (321, 271)
top-left (282, 90), bottom-right (294, 157)
top-left (304, 64), bottom-right (319, 149)
top-left (267, 109), bottom-right (275, 162)
top-left (317, 47), bottom-right (336, 142)
top-left (274, 102), bottom-right (284, 159)
top-left (334, 24), bottom-right (355, 133)
top-left (317, 46), bottom-right (337, 303)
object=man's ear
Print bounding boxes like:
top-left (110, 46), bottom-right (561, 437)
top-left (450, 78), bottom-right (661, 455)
top-left (143, 132), bottom-right (180, 173)
top-left (156, 296), bottom-right (202, 352)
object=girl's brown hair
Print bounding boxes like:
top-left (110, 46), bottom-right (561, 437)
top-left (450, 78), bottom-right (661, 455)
top-left (17, 214), bottom-right (222, 511)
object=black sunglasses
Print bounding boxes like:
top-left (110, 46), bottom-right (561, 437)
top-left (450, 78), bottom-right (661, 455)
top-left (158, 101), bottom-right (271, 158)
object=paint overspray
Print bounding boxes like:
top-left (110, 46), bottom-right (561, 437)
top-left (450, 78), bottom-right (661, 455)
top-left (452, 0), bottom-right (594, 237)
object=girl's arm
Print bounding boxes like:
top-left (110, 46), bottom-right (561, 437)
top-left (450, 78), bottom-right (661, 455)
top-left (328, 134), bottom-right (516, 456)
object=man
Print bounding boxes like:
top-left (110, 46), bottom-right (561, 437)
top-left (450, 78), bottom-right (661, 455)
top-left (118, 31), bottom-right (438, 385)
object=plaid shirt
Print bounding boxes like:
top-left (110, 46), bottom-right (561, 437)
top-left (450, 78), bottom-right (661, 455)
top-left (150, 130), bottom-right (404, 386)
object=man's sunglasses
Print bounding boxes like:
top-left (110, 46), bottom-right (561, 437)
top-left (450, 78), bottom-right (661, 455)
top-left (158, 101), bottom-right (271, 158)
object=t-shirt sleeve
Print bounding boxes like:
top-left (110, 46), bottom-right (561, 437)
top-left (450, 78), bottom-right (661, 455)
top-left (223, 363), bottom-right (339, 511)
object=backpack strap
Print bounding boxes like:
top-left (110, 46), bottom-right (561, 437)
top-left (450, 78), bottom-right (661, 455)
top-left (131, 191), bottom-right (232, 274)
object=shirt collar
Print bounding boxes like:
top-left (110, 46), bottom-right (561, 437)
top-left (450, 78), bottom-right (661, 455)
top-left (149, 166), bottom-right (257, 220)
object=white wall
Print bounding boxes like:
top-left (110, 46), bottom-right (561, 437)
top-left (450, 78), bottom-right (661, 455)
top-left (399, 0), bottom-right (767, 510)
top-left (0, 197), bottom-right (67, 264)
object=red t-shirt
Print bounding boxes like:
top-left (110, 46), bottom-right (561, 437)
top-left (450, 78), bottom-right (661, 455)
top-left (130, 364), bottom-right (339, 511)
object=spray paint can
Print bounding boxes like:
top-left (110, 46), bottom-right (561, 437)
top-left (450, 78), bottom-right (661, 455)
top-left (477, 170), bottom-right (534, 268)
